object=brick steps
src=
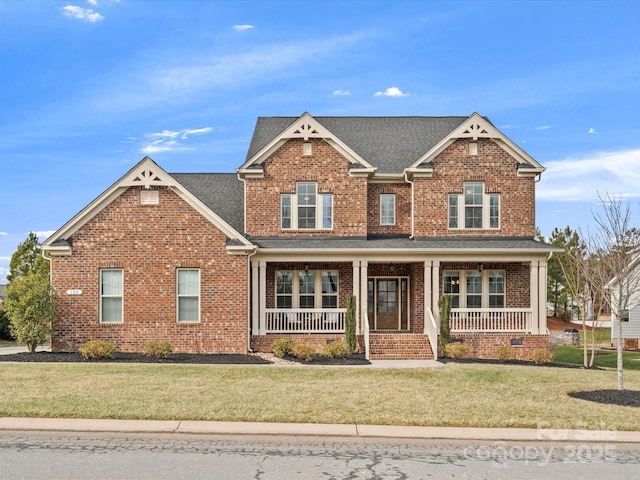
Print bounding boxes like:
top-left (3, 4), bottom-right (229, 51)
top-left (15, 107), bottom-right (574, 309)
top-left (368, 333), bottom-right (434, 360)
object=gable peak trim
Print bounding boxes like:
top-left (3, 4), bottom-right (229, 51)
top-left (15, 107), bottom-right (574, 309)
top-left (121, 157), bottom-right (179, 189)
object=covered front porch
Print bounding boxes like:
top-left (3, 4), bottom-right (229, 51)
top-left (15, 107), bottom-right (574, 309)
top-left (249, 254), bottom-right (549, 360)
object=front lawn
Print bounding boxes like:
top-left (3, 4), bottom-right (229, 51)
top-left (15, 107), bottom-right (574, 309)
top-left (0, 362), bottom-right (638, 431)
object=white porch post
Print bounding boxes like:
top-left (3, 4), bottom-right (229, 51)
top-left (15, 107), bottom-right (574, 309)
top-left (424, 260), bottom-right (433, 323)
top-left (352, 260), bottom-right (361, 333)
top-left (431, 260), bottom-right (440, 324)
top-left (530, 260), bottom-right (540, 334)
top-left (258, 261), bottom-right (267, 335)
top-left (251, 260), bottom-right (260, 335)
top-left (360, 261), bottom-right (368, 334)
top-left (538, 259), bottom-right (547, 334)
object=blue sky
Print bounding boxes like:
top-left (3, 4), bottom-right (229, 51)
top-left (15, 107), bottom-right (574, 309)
top-left (1, 0), bottom-right (639, 283)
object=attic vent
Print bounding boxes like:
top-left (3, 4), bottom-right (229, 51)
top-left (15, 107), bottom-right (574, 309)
top-left (303, 142), bottom-right (312, 156)
top-left (140, 190), bottom-right (159, 205)
top-left (469, 142), bottom-right (478, 156)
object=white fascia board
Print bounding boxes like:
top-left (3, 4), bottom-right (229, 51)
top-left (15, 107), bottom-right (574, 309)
top-left (42, 245), bottom-right (73, 256)
top-left (368, 173), bottom-right (407, 183)
top-left (239, 113), bottom-right (374, 173)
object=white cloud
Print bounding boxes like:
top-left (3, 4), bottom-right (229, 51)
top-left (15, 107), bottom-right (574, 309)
top-left (588, 128), bottom-right (596, 134)
top-left (87, 0), bottom-right (98, 5)
top-left (139, 127), bottom-right (213, 154)
top-left (233, 25), bottom-right (254, 31)
top-left (0, 232), bottom-right (7, 236)
top-left (535, 125), bottom-right (552, 130)
top-left (34, 230), bottom-right (55, 240)
top-left (374, 87), bottom-right (409, 97)
top-left (333, 90), bottom-right (351, 96)
top-left (62, 5), bottom-right (104, 22)
top-left (537, 149), bottom-right (640, 202)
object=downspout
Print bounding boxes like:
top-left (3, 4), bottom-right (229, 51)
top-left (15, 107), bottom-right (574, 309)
top-left (404, 171), bottom-right (415, 239)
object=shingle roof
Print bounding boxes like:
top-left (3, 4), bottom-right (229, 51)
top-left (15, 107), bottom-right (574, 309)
top-left (246, 116), bottom-right (470, 173)
top-left (171, 173), bottom-right (244, 233)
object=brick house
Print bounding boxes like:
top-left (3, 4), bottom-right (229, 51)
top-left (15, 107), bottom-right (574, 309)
top-left (42, 112), bottom-right (554, 360)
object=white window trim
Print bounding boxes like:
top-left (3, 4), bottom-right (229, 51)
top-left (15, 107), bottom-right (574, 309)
top-left (443, 270), bottom-right (506, 308)
top-left (448, 182), bottom-right (500, 230)
top-left (281, 182), bottom-right (333, 230)
top-left (275, 269), bottom-right (339, 308)
top-left (177, 268), bottom-right (201, 323)
top-left (100, 269), bottom-right (123, 324)
top-left (380, 193), bottom-right (396, 226)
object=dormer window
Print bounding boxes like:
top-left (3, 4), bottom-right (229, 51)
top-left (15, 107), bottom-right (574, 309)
top-left (448, 182), bottom-right (499, 230)
top-left (281, 182), bottom-right (333, 230)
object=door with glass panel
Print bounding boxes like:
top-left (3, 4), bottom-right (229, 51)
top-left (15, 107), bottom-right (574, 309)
top-left (367, 278), bottom-right (409, 330)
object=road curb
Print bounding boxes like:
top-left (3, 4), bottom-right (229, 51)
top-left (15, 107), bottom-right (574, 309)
top-left (1, 417), bottom-right (639, 443)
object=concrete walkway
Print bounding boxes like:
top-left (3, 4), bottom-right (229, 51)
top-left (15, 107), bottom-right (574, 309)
top-left (0, 417), bottom-right (637, 443)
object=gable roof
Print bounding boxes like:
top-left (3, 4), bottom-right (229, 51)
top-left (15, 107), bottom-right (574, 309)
top-left (42, 157), bottom-right (252, 254)
top-left (241, 112), bottom-right (545, 176)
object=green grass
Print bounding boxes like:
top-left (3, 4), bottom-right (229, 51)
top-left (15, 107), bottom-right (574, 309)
top-left (1, 363), bottom-right (639, 431)
top-left (554, 345), bottom-right (640, 370)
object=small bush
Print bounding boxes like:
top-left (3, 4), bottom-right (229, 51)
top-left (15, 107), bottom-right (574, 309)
top-left (143, 340), bottom-right (173, 359)
top-left (0, 310), bottom-right (16, 341)
top-left (271, 338), bottom-right (296, 358)
top-left (444, 342), bottom-right (470, 359)
top-left (323, 341), bottom-right (350, 358)
top-left (79, 340), bottom-right (115, 359)
top-left (531, 348), bottom-right (554, 365)
top-left (494, 345), bottom-right (514, 362)
top-left (292, 343), bottom-right (316, 362)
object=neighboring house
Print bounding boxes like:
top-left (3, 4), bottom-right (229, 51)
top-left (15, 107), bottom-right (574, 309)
top-left (609, 258), bottom-right (640, 350)
top-left (42, 112), bottom-right (556, 360)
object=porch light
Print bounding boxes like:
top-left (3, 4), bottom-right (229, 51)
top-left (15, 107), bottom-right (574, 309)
top-left (304, 263), bottom-right (309, 272)
top-left (478, 263), bottom-right (483, 272)
top-left (389, 264), bottom-right (395, 273)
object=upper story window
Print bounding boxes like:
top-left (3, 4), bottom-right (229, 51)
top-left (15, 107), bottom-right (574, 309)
top-left (100, 269), bottom-right (123, 323)
top-left (448, 182), bottom-right (500, 230)
top-left (380, 194), bottom-right (396, 225)
top-left (281, 182), bottom-right (333, 230)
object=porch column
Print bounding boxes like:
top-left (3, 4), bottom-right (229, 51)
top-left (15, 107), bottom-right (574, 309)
top-left (258, 260), bottom-right (267, 335)
top-left (538, 259), bottom-right (548, 334)
top-left (360, 261), bottom-right (368, 334)
top-left (432, 260), bottom-right (440, 324)
top-left (352, 260), bottom-right (361, 333)
top-left (424, 260), bottom-right (433, 324)
top-left (530, 260), bottom-right (540, 334)
top-left (251, 260), bottom-right (260, 335)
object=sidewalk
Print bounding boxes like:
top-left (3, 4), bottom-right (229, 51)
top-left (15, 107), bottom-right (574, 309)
top-left (0, 417), bottom-right (637, 443)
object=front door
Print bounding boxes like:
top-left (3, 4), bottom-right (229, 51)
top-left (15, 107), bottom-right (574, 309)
top-left (368, 278), bottom-right (409, 330)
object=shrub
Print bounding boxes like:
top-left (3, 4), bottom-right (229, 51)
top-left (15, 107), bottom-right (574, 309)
top-left (444, 342), bottom-right (470, 359)
top-left (79, 340), bottom-right (115, 359)
top-left (292, 343), bottom-right (316, 362)
top-left (494, 345), bottom-right (514, 362)
top-left (0, 310), bottom-right (16, 341)
top-left (143, 340), bottom-right (173, 359)
top-left (531, 348), bottom-right (554, 365)
top-left (271, 338), bottom-right (296, 358)
top-left (438, 294), bottom-right (452, 347)
top-left (323, 341), bottom-right (350, 358)
top-left (345, 294), bottom-right (357, 354)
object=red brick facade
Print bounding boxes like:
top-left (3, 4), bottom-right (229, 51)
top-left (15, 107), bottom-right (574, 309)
top-left (51, 186), bottom-right (248, 353)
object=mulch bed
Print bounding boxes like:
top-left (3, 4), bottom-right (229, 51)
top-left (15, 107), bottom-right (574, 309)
top-left (569, 389), bottom-right (640, 407)
top-left (0, 351), bottom-right (272, 365)
top-left (282, 354), bottom-right (370, 365)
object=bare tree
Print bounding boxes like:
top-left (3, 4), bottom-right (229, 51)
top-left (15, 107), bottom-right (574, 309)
top-left (592, 193), bottom-right (640, 391)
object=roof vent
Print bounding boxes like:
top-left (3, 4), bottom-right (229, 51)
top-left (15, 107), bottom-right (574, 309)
top-left (469, 141), bottom-right (478, 156)
top-left (303, 142), bottom-right (312, 156)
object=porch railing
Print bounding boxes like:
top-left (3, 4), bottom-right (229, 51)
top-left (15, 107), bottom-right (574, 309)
top-left (265, 308), bottom-right (347, 333)
top-left (450, 308), bottom-right (532, 332)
